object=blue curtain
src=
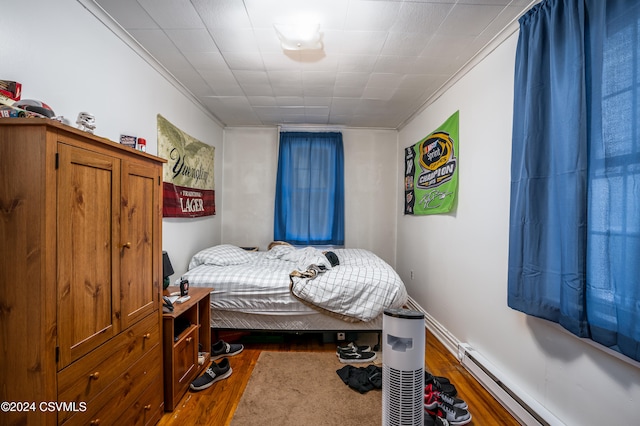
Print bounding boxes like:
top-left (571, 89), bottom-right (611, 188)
top-left (274, 132), bottom-right (345, 246)
top-left (508, 0), bottom-right (640, 362)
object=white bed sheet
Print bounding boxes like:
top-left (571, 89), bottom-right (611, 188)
top-left (181, 244), bottom-right (408, 322)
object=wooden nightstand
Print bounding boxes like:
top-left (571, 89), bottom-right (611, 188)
top-left (162, 286), bottom-right (213, 411)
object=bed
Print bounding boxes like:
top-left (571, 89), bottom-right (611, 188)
top-left (179, 243), bottom-right (408, 335)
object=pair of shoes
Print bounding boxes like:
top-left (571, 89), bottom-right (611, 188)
top-left (190, 358), bottom-right (232, 391)
top-left (424, 384), bottom-right (468, 410)
top-left (338, 345), bottom-right (376, 364)
top-left (425, 402), bottom-right (472, 426)
top-left (211, 339), bottom-right (244, 360)
top-left (336, 342), bottom-right (371, 356)
top-left (425, 372), bottom-right (457, 397)
top-left (424, 412), bottom-right (450, 426)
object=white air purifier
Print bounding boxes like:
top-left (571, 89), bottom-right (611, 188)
top-left (382, 308), bottom-right (425, 426)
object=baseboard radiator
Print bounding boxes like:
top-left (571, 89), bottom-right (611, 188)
top-left (404, 296), bottom-right (564, 426)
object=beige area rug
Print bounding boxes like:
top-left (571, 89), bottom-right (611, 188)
top-left (231, 351), bottom-right (382, 425)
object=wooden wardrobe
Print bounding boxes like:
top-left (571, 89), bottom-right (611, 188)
top-left (0, 118), bottom-right (165, 425)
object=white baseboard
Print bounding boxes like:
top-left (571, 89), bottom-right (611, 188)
top-left (404, 296), bottom-right (564, 426)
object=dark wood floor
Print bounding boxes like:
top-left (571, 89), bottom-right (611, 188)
top-left (158, 329), bottom-right (520, 425)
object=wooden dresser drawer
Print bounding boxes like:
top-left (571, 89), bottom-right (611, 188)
top-left (58, 313), bottom-right (160, 409)
top-left (116, 376), bottom-right (164, 425)
top-left (59, 344), bottom-right (162, 425)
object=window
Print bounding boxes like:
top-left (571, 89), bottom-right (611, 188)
top-left (508, 0), bottom-right (640, 362)
top-left (274, 132), bottom-right (344, 246)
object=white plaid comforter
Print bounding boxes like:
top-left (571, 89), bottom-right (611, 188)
top-left (182, 244), bottom-right (408, 322)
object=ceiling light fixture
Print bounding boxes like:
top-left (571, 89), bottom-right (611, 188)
top-left (274, 23), bottom-right (323, 51)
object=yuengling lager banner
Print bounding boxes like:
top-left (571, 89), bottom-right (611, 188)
top-left (158, 114), bottom-right (215, 218)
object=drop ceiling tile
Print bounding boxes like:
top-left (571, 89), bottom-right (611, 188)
top-left (381, 32), bottom-right (432, 57)
top-left (136, 0), bottom-right (204, 29)
top-left (165, 29), bottom-right (218, 53)
top-left (374, 56), bottom-right (417, 74)
top-left (298, 53), bottom-right (338, 71)
top-left (184, 51), bottom-right (228, 71)
top-left (337, 55), bottom-right (378, 72)
top-left (267, 70), bottom-right (303, 85)
top-left (399, 74), bottom-right (445, 91)
top-left (222, 52), bottom-right (266, 71)
top-left (391, 2), bottom-right (454, 34)
top-left (437, 4), bottom-right (505, 36)
top-left (301, 70), bottom-right (337, 85)
top-left (304, 116), bottom-right (330, 125)
top-left (97, 0), bottom-right (157, 29)
top-left (332, 85), bottom-right (366, 98)
top-left (209, 28), bottom-right (259, 52)
top-left (253, 28), bottom-right (286, 53)
top-left (305, 97), bottom-right (332, 107)
top-left (367, 73), bottom-right (402, 89)
top-left (247, 96), bottom-right (278, 106)
top-left (127, 29), bottom-right (187, 69)
top-left (244, 0), bottom-right (349, 30)
top-left (232, 70), bottom-right (270, 85)
top-left (362, 86), bottom-right (395, 101)
top-left (304, 86), bottom-right (335, 97)
top-left (344, 0), bottom-right (401, 31)
top-left (170, 68), bottom-right (215, 96)
top-left (333, 30), bottom-right (388, 55)
top-left (239, 83), bottom-right (274, 97)
top-left (271, 84), bottom-right (304, 97)
top-left (276, 96), bottom-right (305, 107)
top-left (390, 88), bottom-right (425, 103)
top-left (199, 70), bottom-right (242, 95)
top-left (326, 114), bottom-right (350, 126)
top-left (191, 0), bottom-right (253, 29)
top-left (261, 53), bottom-right (308, 71)
top-left (335, 72), bottom-right (369, 88)
top-left (330, 98), bottom-right (362, 114)
top-left (479, 4), bottom-right (529, 37)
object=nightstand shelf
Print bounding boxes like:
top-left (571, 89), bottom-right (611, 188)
top-left (162, 286), bottom-right (213, 411)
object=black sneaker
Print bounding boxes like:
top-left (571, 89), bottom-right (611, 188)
top-left (425, 412), bottom-right (450, 426)
top-left (211, 340), bottom-right (244, 360)
top-left (190, 358), bottom-right (232, 391)
top-left (424, 384), bottom-right (468, 409)
top-left (338, 350), bottom-right (377, 364)
top-left (425, 401), bottom-right (471, 426)
top-left (425, 372), bottom-right (451, 384)
top-left (425, 372), bottom-right (457, 397)
top-left (336, 342), bottom-right (372, 356)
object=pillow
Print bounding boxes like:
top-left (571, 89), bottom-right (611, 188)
top-left (265, 243), bottom-right (296, 259)
top-left (189, 244), bottom-right (254, 269)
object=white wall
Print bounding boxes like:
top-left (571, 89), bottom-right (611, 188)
top-left (221, 127), bottom-right (279, 250)
top-left (397, 32), bottom-right (640, 426)
top-left (221, 127), bottom-right (398, 265)
top-left (9, 2), bottom-right (639, 424)
top-left (2, 0), bottom-right (224, 280)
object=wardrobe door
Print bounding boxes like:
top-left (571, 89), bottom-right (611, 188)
top-left (119, 159), bottom-right (161, 329)
top-left (57, 143), bottom-right (121, 368)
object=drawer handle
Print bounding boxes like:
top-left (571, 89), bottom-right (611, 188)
top-left (144, 404), bottom-right (152, 411)
top-left (186, 337), bottom-right (193, 343)
top-left (89, 372), bottom-right (100, 380)
top-left (121, 242), bottom-right (132, 249)
top-left (143, 333), bottom-right (151, 339)
top-left (90, 419), bottom-right (100, 425)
